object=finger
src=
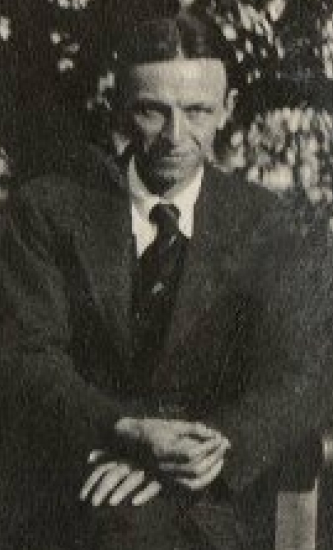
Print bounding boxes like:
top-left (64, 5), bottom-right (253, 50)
top-left (176, 458), bottom-right (223, 491)
top-left (160, 443), bottom-right (224, 477)
top-left (220, 436), bottom-right (231, 453)
top-left (188, 445), bottom-right (225, 477)
top-left (109, 470), bottom-right (145, 506)
top-left (184, 435), bottom-right (225, 461)
top-left (87, 450), bottom-right (106, 464)
top-left (156, 434), bottom-right (221, 463)
top-left (92, 464), bottom-right (130, 506)
top-left (172, 421), bottom-right (221, 440)
top-left (132, 480), bottom-right (162, 506)
top-left (167, 434), bottom-right (222, 464)
top-left (156, 436), bottom-right (200, 462)
top-left (80, 462), bottom-right (117, 500)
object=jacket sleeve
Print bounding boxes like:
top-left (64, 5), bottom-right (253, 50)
top-left (220, 225), bottom-right (333, 493)
top-left (0, 184), bottom-right (134, 503)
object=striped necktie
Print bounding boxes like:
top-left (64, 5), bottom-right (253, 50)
top-left (140, 202), bottom-right (183, 295)
top-left (131, 202), bottom-right (188, 380)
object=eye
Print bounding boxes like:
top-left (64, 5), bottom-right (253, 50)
top-left (132, 101), bottom-right (165, 120)
top-left (185, 105), bottom-right (214, 120)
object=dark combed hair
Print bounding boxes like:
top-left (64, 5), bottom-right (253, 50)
top-left (103, 0), bottom-right (235, 73)
top-left (115, 12), bottom-right (228, 65)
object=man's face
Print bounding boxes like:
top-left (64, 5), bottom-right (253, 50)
top-left (122, 58), bottom-right (228, 190)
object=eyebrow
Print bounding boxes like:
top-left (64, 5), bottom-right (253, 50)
top-left (130, 98), bottom-right (167, 110)
top-left (184, 103), bottom-right (215, 111)
top-left (130, 98), bottom-right (217, 111)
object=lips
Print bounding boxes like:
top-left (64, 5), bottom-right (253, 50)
top-left (158, 151), bottom-right (192, 162)
top-left (161, 155), bottom-right (186, 161)
top-left (156, 156), bottom-right (189, 169)
top-left (149, 146), bottom-right (196, 169)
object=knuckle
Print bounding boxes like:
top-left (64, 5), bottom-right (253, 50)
top-left (191, 462), bottom-right (203, 476)
top-left (190, 480), bottom-right (201, 491)
top-left (150, 480), bottom-right (161, 490)
top-left (95, 465), bottom-right (107, 477)
top-left (154, 443), bottom-right (166, 457)
top-left (179, 477), bottom-right (198, 490)
top-left (181, 479), bottom-right (193, 489)
top-left (102, 473), bottom-right (115, 486)
top-left (191, 474), bottom-right (206, 489)
top-left (96, 461), bottom-right (115, 476)
top-left (215, 459), bottom-right (223, 471)
top-left (194, 422), bottom-right (204, 431)
top-left (88, 450), bottom-right (103, 463)
top-left (134, 470), bottom-right (145, 483)
top-left (183, 447), bottom-right (191, 459)
top-left (176, 420), bottom-right (186, 428)
top-left (120, 463), bottom-right (130, 474)
top-left (185, 445), bottom-right (197, 459)
top-left (154, 481), bottom-right (162, 494)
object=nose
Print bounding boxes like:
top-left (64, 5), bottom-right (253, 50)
top-left (162, 108), bottom-right (186, 146)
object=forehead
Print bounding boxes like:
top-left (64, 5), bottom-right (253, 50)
top-left (123, 58), bottom-right (227, 104)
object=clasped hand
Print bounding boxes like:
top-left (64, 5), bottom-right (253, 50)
top-left (80, 419), bottom-right (230, 507)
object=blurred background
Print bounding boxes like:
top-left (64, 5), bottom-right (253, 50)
top-left (1, 0), bottom-right (333, 232)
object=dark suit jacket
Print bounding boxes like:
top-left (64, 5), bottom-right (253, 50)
top-left (0, 146), bottom-right (332, 549)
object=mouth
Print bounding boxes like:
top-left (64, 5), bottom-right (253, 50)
top-left (155, 158), bottom-right (188, 171)
top-left (157, 152), bottom-right (191, 163)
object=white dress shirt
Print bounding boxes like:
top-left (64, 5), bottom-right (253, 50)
top-left (128, 158), bottom-right (203, 257)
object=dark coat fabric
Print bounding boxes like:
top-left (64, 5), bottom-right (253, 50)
top-left (0, 146), bottom-right (332, 550)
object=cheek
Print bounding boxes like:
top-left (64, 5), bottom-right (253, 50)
top-left (130, 118), bottom-right (163, 149)
top-left (191, 122), bottom-right (219, 150)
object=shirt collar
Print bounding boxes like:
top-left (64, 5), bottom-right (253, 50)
top-left (128, 157), bottom-right (203, 233)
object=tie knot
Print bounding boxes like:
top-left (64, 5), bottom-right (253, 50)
top-left (149, 203), bottom-right (180, 234)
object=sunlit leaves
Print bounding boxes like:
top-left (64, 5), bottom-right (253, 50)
top-left (0, 16), bottom-right (11, 41)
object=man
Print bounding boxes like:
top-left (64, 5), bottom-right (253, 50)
top-left (0, 2), bottom-right (332, 549)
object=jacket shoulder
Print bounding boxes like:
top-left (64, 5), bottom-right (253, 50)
top-left (205, 163), bottom-right (293, 240)
top-left (6, 145), bottom-right (125, 225)
top-left (207, 163), bottom-right (282, 210)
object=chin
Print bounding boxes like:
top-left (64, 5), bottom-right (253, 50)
top-left (153, 173), bottom-right (186, 190)
top-left (152, 165), bottom-right (198, 187)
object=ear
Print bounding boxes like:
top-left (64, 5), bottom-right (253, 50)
top-left (111, 104), bottom-right (133, 153)
top-left (111, 129), bottom-right (131, 156)
top-left (218, 88), bottom-right (238, 130)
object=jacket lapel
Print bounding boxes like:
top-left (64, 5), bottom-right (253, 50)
top-left (163, 164), bottom-right (236, 358)
top-left (97, 186), bottom-right (133, 361)
top-left (75, 153), bottom-right (244, 367)
top-left (74, 149), bottom-right (133, 363)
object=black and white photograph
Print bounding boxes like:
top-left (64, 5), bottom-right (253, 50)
top-left (1, 1), bottom-right (333, 549)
